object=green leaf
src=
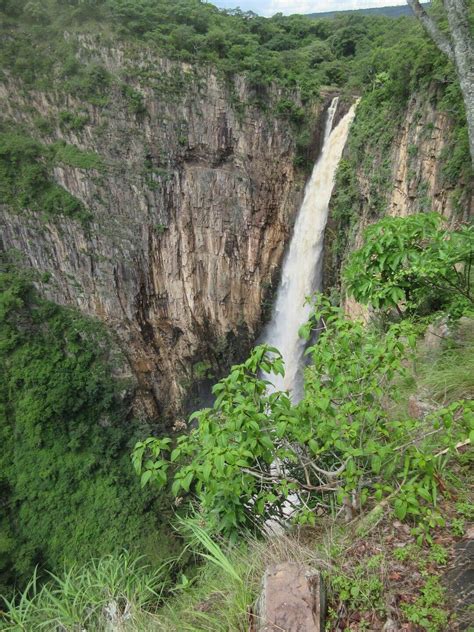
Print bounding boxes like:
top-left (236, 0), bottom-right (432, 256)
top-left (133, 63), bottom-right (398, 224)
top-left (394, 499), bottom-right (407, 520)
top-left (140, 470), bottom-right (152, 488)
top-left (181, 471), bottom-right (193, 492)
top-left (202, 461), bottom-right (212, 481)
top-left (171, 479), bottom-right (182, 496)
top-left (371, 455), bottom-right (382, 474)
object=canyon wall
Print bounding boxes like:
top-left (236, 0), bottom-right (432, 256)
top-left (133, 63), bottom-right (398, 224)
top-left (324, 86), bottom-right (473, 308)
top-left (0, 37), bottom-right (322, 423)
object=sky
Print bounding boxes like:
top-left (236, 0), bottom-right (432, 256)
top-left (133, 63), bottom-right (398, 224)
top-left (210, 0), bottom-right (407, 17)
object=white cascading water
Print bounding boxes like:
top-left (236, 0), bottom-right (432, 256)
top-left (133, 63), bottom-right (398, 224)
top-left (261, 97), bottom-right (358, 400)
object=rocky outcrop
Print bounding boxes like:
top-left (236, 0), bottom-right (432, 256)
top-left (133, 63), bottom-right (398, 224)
top-left (323, 86), bottom-right (473, 309)
top-left (0, 37), bottom-right (324, 423)
top-left (253, 562), bottom-right (325, 632)
top-left (386, 91), bottom-right (472, 221)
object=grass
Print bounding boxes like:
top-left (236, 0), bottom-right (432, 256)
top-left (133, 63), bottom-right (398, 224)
top-left (418, 317), bottom-right (474, 404)
top-left (152, 514), bottom-right (333, 632)
top-left (387, 316), bottom-right (474, 420)
top-left (51, 141), bottom-right (104, 171)
top-left (2, 499), bottom-right (470, 631)
top-left (0, 553), bottom-right (170, 631)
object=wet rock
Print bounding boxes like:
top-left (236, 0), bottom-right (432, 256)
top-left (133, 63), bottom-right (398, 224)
top-left (254, 562), bottom-right (325, 631)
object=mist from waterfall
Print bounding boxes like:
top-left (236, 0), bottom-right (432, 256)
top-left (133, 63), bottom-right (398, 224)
top-left (261, 98), bottom-right (358, 400)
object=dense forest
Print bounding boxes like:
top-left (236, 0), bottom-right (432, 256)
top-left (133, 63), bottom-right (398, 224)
top-left (0, 1), bottom-right (473, 630)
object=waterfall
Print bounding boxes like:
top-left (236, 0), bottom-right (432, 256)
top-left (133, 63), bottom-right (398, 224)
top-left (261, 98), bottom-right (358, 400)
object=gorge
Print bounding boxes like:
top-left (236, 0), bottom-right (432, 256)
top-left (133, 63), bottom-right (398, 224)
top-left (0, 1), bottom-right (473, 629)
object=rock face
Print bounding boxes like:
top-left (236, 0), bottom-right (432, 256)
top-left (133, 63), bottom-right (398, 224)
top-left (323, 86), bottom-right (473, 306)
top-left (386, 90), bottom-right (472, 221)
top-left (254, 562), bottom-right (325, 632)
top-left (0, 38), bottom-right (319, 422)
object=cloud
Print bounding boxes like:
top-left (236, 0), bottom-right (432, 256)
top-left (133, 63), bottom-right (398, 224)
top-left (211, 0), bottom-right (407, 17)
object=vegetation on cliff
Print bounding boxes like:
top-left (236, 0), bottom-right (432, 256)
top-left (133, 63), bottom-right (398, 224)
top-left (0, 1), bottom-right (472, 629)
top-left (0, 127), bottom-right (100, 222)
top-left (2, 214), bottom-right (473, 630)
top-left (1, 1), bottom-right (469, 221)
top-left (0, 264), bottom-right (175, 596)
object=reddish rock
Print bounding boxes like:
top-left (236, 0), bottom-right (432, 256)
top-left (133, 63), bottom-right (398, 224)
top-left (254, 562), bottom-right (325, 631)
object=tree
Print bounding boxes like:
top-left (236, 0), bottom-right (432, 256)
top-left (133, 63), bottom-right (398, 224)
top-left (133, 297), bottom-right (473, 536)
top-left (344, 213), bottom-right (474, 316)
top-left (407, 0), bottom-right (474, 164)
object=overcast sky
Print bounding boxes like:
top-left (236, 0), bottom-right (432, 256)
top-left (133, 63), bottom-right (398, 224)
top-left (210, 0), bottom-right (407, 16)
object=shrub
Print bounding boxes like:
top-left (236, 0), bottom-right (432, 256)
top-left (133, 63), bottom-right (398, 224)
top-left (0, 128), bottom-right (90, 221)
top-left (133, 297), bottom-right (473, 538)
top-left (344, 213), bottom-right (474, 317)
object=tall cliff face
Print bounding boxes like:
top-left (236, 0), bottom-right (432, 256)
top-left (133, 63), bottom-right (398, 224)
top-left (0, 38), bottom-right (316, 422)
top-left (324, 85), bottom-right (473, 308)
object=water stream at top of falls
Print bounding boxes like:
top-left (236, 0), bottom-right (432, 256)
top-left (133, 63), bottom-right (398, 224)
top-left (261, 97), bottom-right (358, 401)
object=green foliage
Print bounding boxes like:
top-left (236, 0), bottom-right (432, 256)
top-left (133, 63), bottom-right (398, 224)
top-left (401, 575), bottom-right (449, 632)
top-left (134, 296), bottom-right (473, 538)
top-left (344, 213), bottom-right (474, 316)
top-left (51, 140), bottom-right (104, 170)
top-left (157, 518), bottom-right (258, 632)
top-left (63, 62), bottom-right (112, 107)
top-left (59, 110), bottom-right (90, 131)
top-left (1, 0), bottom-right (451, 118)
top-left (274, 99), bottom-right (305, 125)
top-left (177, 516), bottom-right (242, 584)
top-left (0, 127), bottom-right (90, 221)
top-left (328, 556), bottom-right (386, 616)
top-left (133, 345), bottom-right (290, 534)
top-left (0, 266), bottom-right (168, 594)
top-left (0, 552), bottom-right (168, 631)
top-left (121, 83), bottom-right (146, 114)
top-left (192, 360), bottom-right (214, 380)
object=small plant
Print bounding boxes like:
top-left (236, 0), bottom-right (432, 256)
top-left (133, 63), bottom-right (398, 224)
top-left (456, 500), bottom-right (474, 520)
top-left (193, 360), bottom-right (214, 380)
top-left (154, 223), bottom-right (168, 235)
top-left (329, 558), bottom-right (386, 616)
top-left (401, 575), bottom-right (449, 632)
top-left (428, 544), bottom-right (449, 566)
top-left (59, 110), bottom-right (90, 131)
top-left (121, 83), bottom-right (146, 115)
top-left (393, 544), bottom-right (419, 562)
top-left (451, 517), bottom-right (466, 536)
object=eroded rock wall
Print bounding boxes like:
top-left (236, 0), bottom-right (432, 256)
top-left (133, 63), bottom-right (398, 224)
top-left (324, 87), bottom-right (473, 314)
top-left (0, 39), bottom-right (320, 423)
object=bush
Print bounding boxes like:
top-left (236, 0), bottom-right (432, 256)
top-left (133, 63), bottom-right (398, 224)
top-left (0, 127), bottom-right (90, 221)
top-left (344, 213), bottom-right (474, 317)
top-left (134, 297), bottom-right (473, 538)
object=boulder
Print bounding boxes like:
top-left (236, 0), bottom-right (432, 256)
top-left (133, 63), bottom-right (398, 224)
top-left (254, 562), bottom-right (325, 631)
